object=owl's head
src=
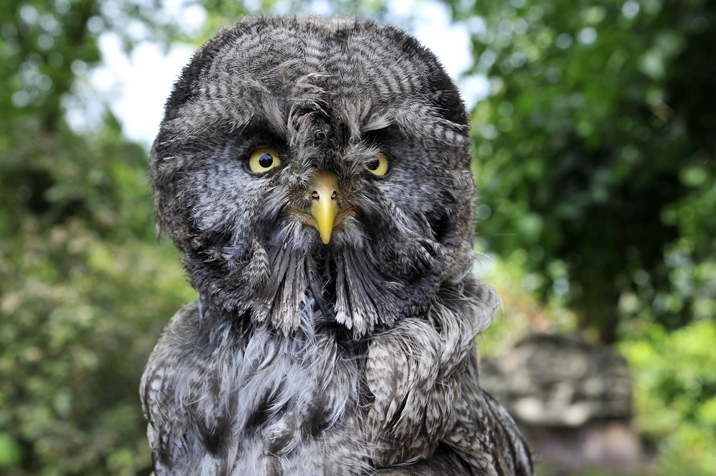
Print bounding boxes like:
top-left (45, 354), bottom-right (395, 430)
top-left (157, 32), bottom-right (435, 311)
top-left (151, 17), bottom-right (475, 336)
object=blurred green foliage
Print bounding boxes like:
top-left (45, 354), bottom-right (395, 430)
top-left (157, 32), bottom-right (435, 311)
top-left (0, 0), bottom-right (196, 473)
top-left (454, 0), bottom-right (715, 472)
top-left (450, 0), bottom-right (716, 345)
top-left (620, 319), bottom-right (716, 475)
top-left (1, 0), bottom-right (714, 474)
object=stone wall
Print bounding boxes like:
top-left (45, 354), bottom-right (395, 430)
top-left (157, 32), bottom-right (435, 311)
top-left (480, 333), bottom-right (642, 474)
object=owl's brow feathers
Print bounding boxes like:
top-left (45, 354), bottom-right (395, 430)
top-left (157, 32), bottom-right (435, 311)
top-left (164, 87), bottom-right (469, 152)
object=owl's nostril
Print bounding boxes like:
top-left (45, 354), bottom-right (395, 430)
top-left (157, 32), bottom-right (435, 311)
top-left (310, 181), bottom-right (338, 202)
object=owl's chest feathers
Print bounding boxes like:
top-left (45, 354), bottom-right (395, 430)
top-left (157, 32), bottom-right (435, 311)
top-left (149, 294), bottom-right (475, 473)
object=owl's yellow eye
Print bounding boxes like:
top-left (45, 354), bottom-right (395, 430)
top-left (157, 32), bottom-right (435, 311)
top-left (362, 153), bottom-right (389, 176)
top-left (249, 148), bottom-right (281, 173)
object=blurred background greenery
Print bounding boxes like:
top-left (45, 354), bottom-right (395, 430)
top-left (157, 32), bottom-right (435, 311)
top-left (0, 0), bottom-right (713, 474)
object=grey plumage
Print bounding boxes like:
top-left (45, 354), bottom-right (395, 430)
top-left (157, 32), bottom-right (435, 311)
top-left (141, 16), bottom-right (533, 475)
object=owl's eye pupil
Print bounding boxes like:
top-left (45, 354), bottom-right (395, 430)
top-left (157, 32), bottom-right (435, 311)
top-left (258, 153), bottom-right (274, 168)
top-left (365, 157), bottom-right (380, 170)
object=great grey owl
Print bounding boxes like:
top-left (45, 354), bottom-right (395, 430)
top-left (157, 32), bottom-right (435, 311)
top-left (141, 16), bottom-right (533, 475)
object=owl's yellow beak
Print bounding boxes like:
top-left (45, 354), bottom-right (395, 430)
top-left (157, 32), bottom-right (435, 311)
top-left (309, 171), bottom-right (339, 244)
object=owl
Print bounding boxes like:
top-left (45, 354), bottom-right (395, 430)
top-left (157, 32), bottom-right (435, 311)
top-left (141, 16), bottom-right (533, 475)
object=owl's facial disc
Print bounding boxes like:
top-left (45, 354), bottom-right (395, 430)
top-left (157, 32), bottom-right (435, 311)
top-left (309, 171), bottom-right (340, 244)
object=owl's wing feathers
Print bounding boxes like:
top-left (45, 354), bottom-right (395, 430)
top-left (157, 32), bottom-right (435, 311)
top-left (434, 280), bottom-right (533, 475)
top-left (444, 355), bottom-right (534, 476)
top-left (448, 280), bottom-right (533, 475)
top-left (140, 304), bottom-right (224, 474)
top-left (363, 279), bottom-right (532, 475)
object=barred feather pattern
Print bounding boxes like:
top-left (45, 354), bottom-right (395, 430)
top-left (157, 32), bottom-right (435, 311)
top-left (143, 16), bottom-right (533, 475)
